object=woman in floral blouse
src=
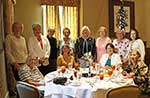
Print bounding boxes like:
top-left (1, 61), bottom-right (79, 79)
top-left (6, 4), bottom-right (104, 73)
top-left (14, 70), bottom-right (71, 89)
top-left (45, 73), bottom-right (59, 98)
top-left (112, 29), bottom-right (130, 64)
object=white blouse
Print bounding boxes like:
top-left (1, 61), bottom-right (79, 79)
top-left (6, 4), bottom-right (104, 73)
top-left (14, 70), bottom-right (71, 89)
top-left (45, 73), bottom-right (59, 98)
top-left (99, 53), bottom-right (122, 67)
top-left (28, 35), bottom-right (51, 66)
top-left (129, 39), bottom-right (145, 60)
top-left (5, 34), bottom-right (28, 64)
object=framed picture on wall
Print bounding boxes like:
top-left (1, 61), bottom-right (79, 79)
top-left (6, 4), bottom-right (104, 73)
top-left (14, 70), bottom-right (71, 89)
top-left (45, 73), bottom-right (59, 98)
top-left (109, 0), bottom-right (135, 38)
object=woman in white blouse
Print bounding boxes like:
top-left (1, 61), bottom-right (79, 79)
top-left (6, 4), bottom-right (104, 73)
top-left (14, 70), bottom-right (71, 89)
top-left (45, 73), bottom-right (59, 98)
top-left (129, 29), bottom-right (145, 60)
top-left (99, 43), bottom-right (122, 69)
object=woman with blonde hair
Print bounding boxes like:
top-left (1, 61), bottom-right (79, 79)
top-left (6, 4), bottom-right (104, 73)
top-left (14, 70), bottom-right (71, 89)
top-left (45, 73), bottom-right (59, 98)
top-left (96, 26), bottom-right (112, 62)
top-left (75, 26), bottom-right (96, 61)
top-left (5, 22), bottom-right (28, 96)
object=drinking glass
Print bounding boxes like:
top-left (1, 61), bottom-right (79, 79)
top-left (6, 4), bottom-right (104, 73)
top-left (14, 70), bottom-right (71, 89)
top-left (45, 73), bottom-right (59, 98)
top-left (68, 63), bottom-right (73, 71)
top-left (99, 72), bottom-right (104, 80)
top-left (74, 70), bottom-right (78, 78)
top-left (92, 62), bottom-right (96, 68)
top-left (111, 65), bottom-right (116, 70)
top-left (61, 66), bottom-right (66, 76)
top-left (108, 68), bottom-right (113, 77)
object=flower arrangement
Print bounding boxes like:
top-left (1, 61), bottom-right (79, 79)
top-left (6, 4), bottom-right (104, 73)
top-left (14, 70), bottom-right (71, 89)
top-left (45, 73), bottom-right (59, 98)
top-left (79, 52), bottom-right (93, 68)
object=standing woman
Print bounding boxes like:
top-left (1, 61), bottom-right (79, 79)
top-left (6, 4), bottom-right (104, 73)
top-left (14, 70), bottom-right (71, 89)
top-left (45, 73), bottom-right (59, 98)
top-left (96, 26), bottom-right (112, 62)
top-left (75, 26), bottom-right (96, 61)
top-left (112, 30), bottom-right (130, 64)
top-left (5, 22), bottom-right (28, 96)
top-left (28, 24), bottom-right (50, 76)
top-left (58, 27), bottom-right (75, 55)
top-left (47, 27), bottom-right (58, 72)
top-left (129, 29), bottom-right (145, 60)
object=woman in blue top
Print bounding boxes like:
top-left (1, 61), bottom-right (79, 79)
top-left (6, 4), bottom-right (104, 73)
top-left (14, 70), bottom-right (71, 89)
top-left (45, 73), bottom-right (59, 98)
top-left (99, 43), bottom-right (122, 69)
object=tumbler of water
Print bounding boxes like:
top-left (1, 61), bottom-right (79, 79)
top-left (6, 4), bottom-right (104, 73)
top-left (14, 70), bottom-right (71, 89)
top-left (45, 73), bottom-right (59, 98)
top-left (68, 63), bottom-right (73, 71)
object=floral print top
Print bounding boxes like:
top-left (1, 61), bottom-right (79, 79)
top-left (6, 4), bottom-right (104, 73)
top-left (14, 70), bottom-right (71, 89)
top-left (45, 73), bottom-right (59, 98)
top-left (113, 38), bottom-right (130, 60)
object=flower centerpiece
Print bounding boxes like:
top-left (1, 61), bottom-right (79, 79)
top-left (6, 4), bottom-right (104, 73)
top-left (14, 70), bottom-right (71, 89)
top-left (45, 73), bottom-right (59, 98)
top-left (79, 52), bottom-right (93, 68)
top-left (78, 52), bottom-right (93, 77)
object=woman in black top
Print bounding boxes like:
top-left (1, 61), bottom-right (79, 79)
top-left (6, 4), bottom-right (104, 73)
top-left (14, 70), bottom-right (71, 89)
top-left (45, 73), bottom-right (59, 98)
top-left (75, 26), bottom-right (96, 61)
top-left (47, 28), bottom-right (58, 71)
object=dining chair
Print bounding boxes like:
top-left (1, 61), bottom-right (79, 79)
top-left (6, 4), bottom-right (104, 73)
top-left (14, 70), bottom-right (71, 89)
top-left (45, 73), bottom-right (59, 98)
top-left (105, 85), bottom-right (144, 98)
top-left (16, 81), bottom-right (40, 98)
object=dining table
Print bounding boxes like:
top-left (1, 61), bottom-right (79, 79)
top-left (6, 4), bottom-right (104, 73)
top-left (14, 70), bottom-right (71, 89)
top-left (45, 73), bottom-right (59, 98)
top-left (37, 67), bottom-right (135, 98)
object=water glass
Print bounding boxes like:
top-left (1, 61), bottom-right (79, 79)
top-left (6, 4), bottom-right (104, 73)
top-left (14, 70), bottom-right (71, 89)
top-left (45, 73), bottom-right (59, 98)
top-left (68, 63), bottom-right (73, 71)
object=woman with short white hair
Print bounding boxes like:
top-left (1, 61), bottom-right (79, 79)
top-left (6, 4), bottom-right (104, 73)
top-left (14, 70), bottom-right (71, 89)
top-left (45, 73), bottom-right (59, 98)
top-left (75, 25), bottom-right (96, 61)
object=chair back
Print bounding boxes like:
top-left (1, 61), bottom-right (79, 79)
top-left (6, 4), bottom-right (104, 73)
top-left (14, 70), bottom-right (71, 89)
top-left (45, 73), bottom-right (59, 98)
top-left (16, 81), bottom-right (40, 98)
top-left (106, 85), bottom-right (140, 98)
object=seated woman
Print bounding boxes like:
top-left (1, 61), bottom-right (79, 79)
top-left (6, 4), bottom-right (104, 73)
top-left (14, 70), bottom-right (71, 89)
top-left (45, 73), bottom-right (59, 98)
top-left (18, 56), bottom-right (45, 97)
top-left (99, 43), bottom-right (122, 69)
top-left (122, 49), bottom-right (148, 78)
top-left (18, 56), bottom-right (44, 86)
top-left (57, 44), bottom-right (75, 68)
top-left (122, 49), bottom-right (150, 96)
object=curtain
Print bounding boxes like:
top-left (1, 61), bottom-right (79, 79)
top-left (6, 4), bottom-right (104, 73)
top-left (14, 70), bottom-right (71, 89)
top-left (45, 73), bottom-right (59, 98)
top-left (45, 5), bottom-right (79, 40)
top-left (46, 6), bottom-right (60, 39)
top-left (62, 6), bottom-right (78, 39)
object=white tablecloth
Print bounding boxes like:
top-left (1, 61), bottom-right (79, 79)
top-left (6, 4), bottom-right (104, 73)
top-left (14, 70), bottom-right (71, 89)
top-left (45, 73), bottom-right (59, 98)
top-left (41, 70), bottom-right (134, 98)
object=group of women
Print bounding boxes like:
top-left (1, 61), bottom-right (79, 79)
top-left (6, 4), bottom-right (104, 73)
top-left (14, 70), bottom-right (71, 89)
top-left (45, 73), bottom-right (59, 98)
top-left (57, 25), bottom-right (145, 68)
top-left (5, 21), bottom-right (149, 97)
top-left (56, 25), bottom-right (150, 96)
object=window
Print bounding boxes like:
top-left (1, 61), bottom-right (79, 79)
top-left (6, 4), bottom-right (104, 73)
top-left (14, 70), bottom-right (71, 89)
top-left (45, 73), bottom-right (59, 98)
top-left (42, 5), bottom-right (79, 40)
